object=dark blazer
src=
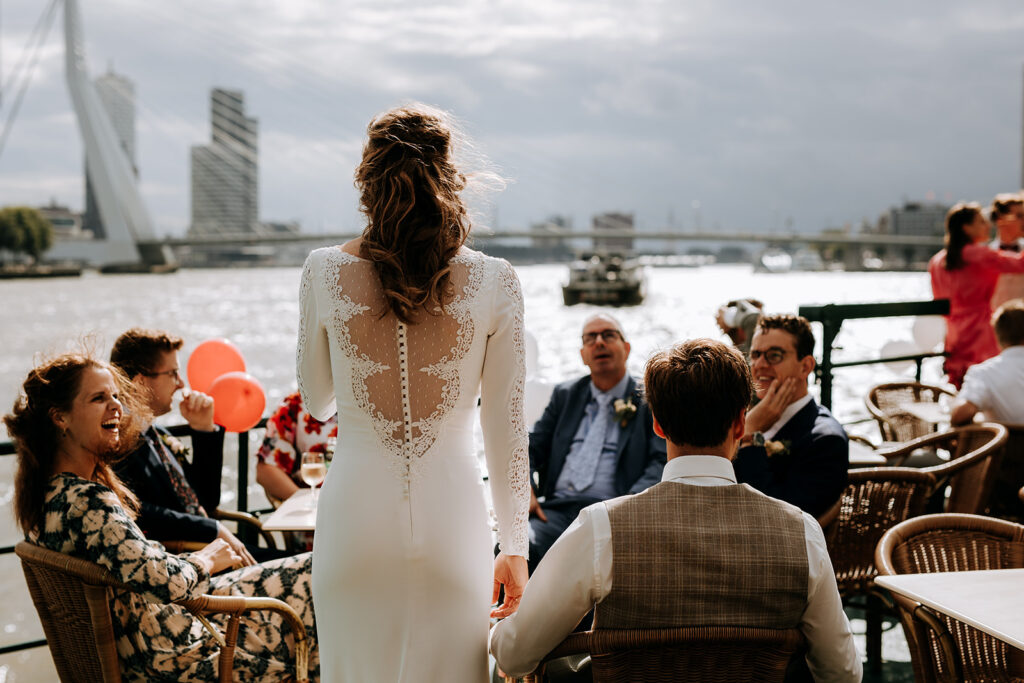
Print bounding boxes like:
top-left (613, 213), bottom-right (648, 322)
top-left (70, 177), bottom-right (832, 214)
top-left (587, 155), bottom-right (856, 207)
top-left (733, 399), bottom-right (849, 518)
top-left (529, 375), bottom-right (666, 504)
top-left (115, 425), bottom-right (225, 543)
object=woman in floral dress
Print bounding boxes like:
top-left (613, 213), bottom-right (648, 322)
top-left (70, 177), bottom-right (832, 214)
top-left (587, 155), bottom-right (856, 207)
top-left (4, 353), bottom-right (319, 682)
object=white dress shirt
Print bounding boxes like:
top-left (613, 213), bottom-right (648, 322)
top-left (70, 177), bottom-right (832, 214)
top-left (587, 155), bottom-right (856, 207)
top-left (764, 393), bottom-right (813, 440)
top-left (490, 455), bottom-right (862, 682)
top-left (959, 346), bottom-right (1024, 424)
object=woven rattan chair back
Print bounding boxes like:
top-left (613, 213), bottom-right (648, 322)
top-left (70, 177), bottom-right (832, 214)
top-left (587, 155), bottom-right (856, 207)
top-left (919, 424), bottom-right (1008, 515)
top-left (824, 467), bottom-right (936, 596)
top-left (15, 541), bottom-right (123, 683)
top-left (866, 382), bottom-right (955, 443)
top-left (522, 626), bottom-right (805, 683)
top-left (876, 513), bottom-right (1024, 683)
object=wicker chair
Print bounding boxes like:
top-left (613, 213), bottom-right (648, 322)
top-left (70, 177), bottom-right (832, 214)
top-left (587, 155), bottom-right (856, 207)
top-left (875, 513), bottom-right (1024, 683)
top-left (865, 382), bottom-right (956, 443)
top-left (875, 423), bottom-right (1008, 515)
top-left (515, 626), bottom-right (805, 683)
top-left (821, 466), bottom-right (936, 672)
top-left (15, 541), bottom-right (309, 683)
top-left (213, 507), bottom-right (280, 550)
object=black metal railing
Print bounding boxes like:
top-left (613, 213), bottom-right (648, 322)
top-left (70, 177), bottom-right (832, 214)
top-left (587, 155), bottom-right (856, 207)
top-left (0, 419), bottom-right (265, 656)
top-left (799, 299), bottom-right (950, 409)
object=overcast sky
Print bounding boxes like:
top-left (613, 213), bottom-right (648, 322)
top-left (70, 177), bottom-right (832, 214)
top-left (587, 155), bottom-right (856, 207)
top-left (0, 0), bottom-right (1023, 237)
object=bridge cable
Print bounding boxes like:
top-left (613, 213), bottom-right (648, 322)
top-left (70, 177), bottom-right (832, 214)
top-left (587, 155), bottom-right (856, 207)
top-left (0, 0), bottom-right (58, 163)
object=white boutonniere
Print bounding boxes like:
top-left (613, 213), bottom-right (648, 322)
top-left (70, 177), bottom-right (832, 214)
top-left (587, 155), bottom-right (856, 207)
top-left (159, 432), bottom-right (192, 464)
top-left (764, 438), bottom-right (790, 458)
top-left (613, 397), bottom-right (638, 428)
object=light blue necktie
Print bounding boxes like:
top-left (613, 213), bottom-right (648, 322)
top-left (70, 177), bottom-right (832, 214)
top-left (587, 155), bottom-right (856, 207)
top-left (567, 393), bottom-right (614, 491)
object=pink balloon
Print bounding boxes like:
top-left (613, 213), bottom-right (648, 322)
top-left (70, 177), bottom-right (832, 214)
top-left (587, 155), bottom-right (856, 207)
top-left (187, 339), bottom-right (246, 393)
top-left (209, 371), bottom-right (266, 433)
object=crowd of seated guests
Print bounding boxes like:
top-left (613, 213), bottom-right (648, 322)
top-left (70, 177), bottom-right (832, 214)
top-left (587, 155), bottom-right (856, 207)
top-left (24, 277), bottom-right (1024, 681)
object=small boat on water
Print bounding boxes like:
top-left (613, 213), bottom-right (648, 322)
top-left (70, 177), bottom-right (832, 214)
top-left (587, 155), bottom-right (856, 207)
top-left (562, 251), bottom-right (645, 306)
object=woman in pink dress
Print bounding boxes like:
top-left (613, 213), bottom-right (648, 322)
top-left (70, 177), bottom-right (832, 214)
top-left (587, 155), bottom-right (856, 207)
top-left (929, 202), bottom-right (1024, 388)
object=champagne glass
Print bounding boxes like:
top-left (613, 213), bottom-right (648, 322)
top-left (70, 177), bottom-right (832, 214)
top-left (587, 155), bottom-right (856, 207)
top-left (301, 451), bottom-right (327, 508)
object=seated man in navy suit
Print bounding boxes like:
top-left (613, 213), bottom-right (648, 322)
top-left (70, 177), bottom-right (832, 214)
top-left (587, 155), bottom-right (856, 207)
top-left (110, 328), bottom-right (256, 565)
top-left (733, 314), bottom-right (849, 518)
top-left (527, 314), bottom-right (666, 571)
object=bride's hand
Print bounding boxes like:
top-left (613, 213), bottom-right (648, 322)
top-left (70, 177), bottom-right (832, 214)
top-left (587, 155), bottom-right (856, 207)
top-left (490, 552), bottom-right (528, 618)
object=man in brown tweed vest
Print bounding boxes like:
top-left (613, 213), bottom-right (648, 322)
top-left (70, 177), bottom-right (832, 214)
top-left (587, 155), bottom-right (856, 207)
top-left (491, 339), bottom-right (861, 681)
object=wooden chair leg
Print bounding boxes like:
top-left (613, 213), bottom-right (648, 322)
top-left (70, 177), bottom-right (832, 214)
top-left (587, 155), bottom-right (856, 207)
top-left (866, 593), bottom-right (884, 675)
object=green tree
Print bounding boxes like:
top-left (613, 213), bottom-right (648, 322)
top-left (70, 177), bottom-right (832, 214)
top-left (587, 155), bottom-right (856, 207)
top-left (0, 208), bottom-right (24, 261)
top-left (0, 206), bottom-right (53, 263)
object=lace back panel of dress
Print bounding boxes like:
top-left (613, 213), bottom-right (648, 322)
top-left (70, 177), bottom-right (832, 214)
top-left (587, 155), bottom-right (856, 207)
top-left (324, 250), bottom-right (482, 483)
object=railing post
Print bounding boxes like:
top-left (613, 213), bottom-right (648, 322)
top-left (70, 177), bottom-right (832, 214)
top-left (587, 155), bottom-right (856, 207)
top-left (236, 429), bottom-right (251, 543)
top-left (818, 306), bottom-right (841, 411)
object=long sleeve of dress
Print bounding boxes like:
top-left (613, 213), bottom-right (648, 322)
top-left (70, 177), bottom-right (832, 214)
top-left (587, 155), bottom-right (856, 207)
top-left (480, 259), bottom-right (530, 557)
top-left (297, 249), bottom-right (337, 422)
top-left (46, 478), bottom-right (211, 604)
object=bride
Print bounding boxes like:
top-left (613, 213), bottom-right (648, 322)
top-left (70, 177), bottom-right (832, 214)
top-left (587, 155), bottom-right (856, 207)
top-left (297, 103), bottom-right (529, 681)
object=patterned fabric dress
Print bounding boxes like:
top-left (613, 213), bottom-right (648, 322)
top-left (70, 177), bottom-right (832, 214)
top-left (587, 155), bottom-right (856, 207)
top-left (32, 473), bottom-right (319, 682)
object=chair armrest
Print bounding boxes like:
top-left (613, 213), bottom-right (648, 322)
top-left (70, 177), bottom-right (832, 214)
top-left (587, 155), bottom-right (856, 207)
top-left (911, 603), bottom-right (963, 683)
top-left (180, 594), bottom-right (310, 683)
top-left (214, 508), bottom-right (280, 551)
top-left (162, 540), bottom-right (207, 553)
top-left (515, 631), bottom-right (593, 682)
top-left (848, 434), bottom-right (877, 449)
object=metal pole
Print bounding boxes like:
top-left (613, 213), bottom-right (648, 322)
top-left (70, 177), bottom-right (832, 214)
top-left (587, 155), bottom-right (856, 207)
top-left (818, 308), bottom-right (841, 410)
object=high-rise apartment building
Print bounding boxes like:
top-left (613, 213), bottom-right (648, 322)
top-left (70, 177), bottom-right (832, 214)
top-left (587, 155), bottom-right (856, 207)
top-left (83, 69), bottom-right (136, 239)
top-left (593, 211), bottom-right (635, 252)
top-left (189, 88), bottom-right (259, 235)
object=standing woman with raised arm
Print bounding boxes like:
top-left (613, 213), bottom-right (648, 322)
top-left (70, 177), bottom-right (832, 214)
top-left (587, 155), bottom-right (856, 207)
top-left (297, 104), bottom-right (529, 681)
top-left (929, 201), bottom-right (1024, 388)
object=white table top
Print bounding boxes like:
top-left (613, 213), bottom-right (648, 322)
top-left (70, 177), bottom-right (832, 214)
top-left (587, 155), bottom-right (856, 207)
top-left (899, 401), bottom-right (950, 426)
top-left (260, 488), bottom-right (317, 532)
top-left (875, 568), bottom-right (1024, 650)
top-left (848, 441), bottom-right (889, 468)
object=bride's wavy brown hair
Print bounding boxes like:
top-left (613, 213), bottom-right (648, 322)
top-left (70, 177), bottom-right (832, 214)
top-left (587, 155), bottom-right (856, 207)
top-left (356, 104), bottom-right (470, 324)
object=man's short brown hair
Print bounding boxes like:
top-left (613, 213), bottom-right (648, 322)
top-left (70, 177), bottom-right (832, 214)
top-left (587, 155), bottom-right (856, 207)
top-left (644, 339), bottom-right (752, 448)
top-left (110, 328), bottom-right (183, 378)
top-left (757, 314), bottom-right (815, 358)
top-left (993, 299), bottom-right (1024, 348)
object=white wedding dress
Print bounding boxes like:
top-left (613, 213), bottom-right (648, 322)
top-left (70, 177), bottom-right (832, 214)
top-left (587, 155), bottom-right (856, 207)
top-left (297, 246), bottom-right (530, 682)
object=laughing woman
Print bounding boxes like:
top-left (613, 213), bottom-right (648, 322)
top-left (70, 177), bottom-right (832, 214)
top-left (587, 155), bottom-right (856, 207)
top-left (3, 353), bottom-right (319, 682)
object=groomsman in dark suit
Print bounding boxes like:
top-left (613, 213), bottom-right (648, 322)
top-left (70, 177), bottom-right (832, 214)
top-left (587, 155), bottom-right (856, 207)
top-left (527, 314), bottom-right (666, 570)
top-left (733, 314), bottom-right (849, 519)
top-left (110, 328), bottom-right (255, 565)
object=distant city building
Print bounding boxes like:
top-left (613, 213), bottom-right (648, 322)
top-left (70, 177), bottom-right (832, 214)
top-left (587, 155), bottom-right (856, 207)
top-left (593, 211), bottom-right (635, 252)
top-left (38, 200), bottom-right (83, 238)
top-left (530, 215), bottom-right (571, 250)
top-left (883, 201), bottom-right (948, 237)
top-left (83, 69), bottom-right (136, 240)
top-left (189, 88), bottom-right (259, 236)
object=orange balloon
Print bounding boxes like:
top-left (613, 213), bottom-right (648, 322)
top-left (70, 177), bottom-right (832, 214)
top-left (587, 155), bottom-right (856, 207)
top-left (209, 371), bottom-right (266, 433)
top-left (187, 339), bottom-right (246, 393)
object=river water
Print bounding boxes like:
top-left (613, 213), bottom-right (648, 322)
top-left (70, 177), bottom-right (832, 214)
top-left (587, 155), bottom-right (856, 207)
top-left (0, 261), bottom-right (938, 679)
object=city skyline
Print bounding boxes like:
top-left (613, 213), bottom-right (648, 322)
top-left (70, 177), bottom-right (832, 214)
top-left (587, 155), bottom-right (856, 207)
top-left (0, 1), bottom-right (1022, 237)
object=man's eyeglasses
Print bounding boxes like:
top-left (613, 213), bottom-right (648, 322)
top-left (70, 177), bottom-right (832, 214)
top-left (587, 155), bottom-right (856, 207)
top-left (582, 329), bottom-right (623, 346)
top-left (144, 368), bottom-right (182, 381)
top-left (748, 348), bottom-right (789, 365)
